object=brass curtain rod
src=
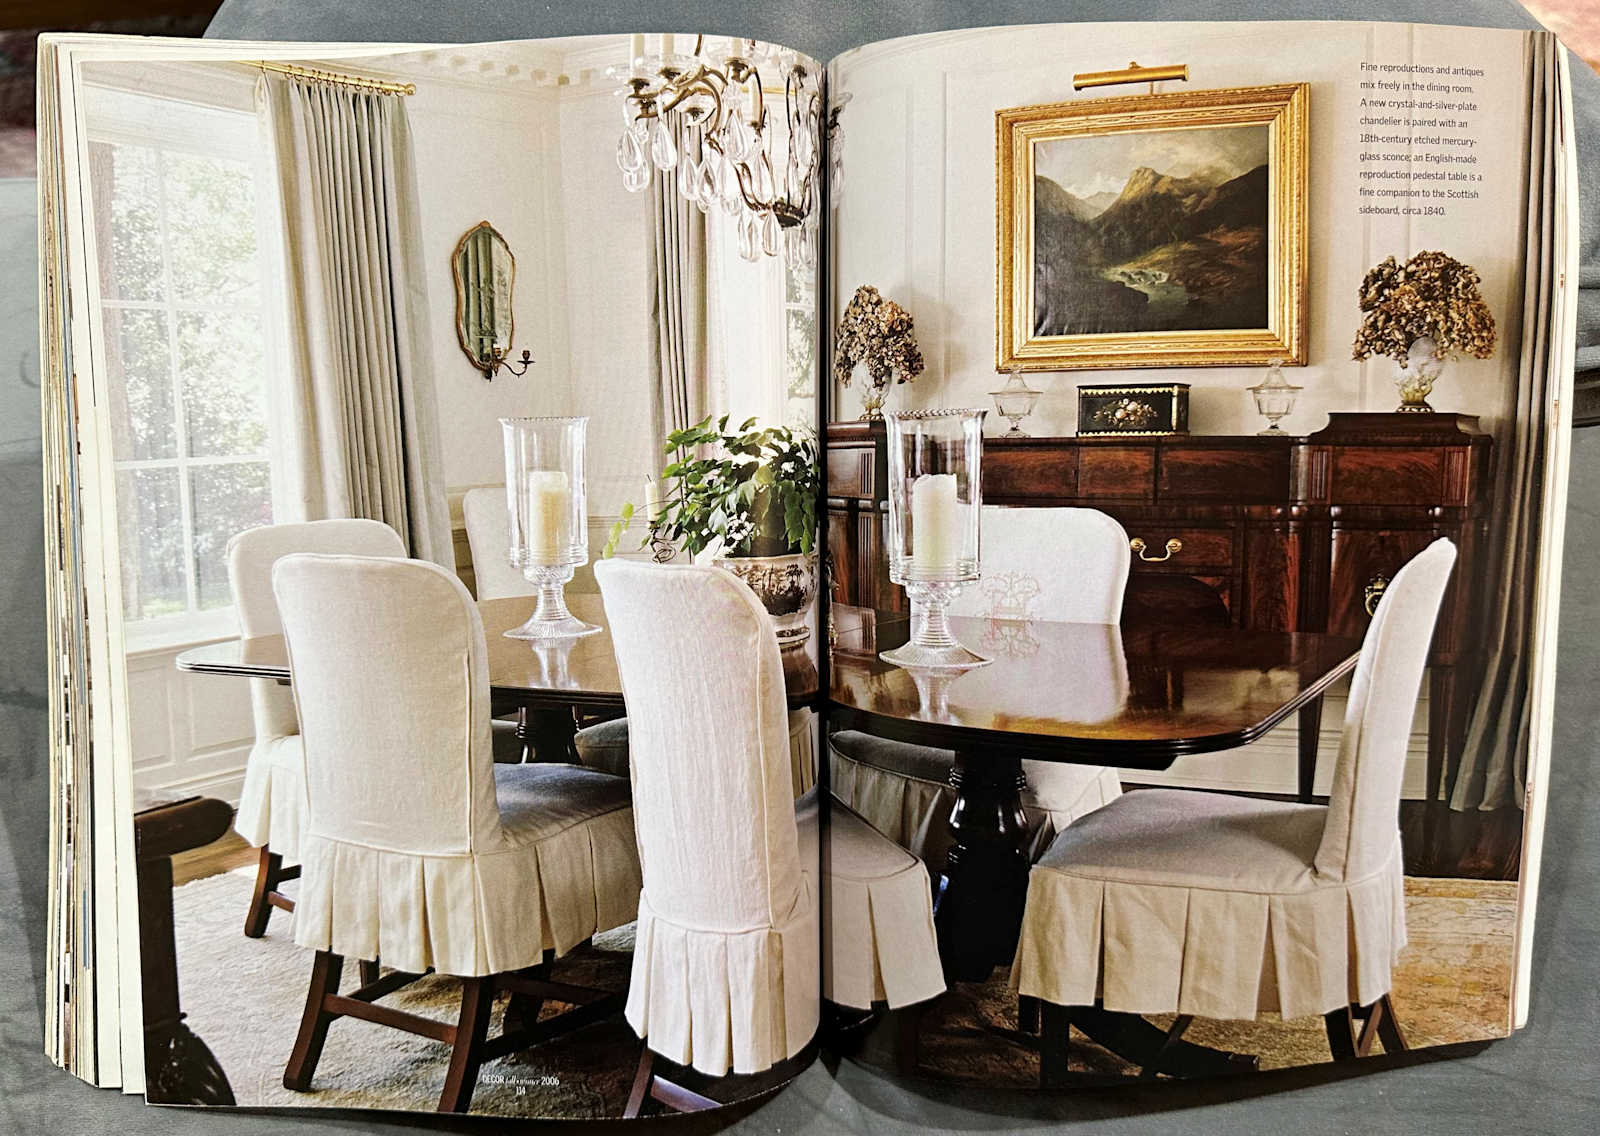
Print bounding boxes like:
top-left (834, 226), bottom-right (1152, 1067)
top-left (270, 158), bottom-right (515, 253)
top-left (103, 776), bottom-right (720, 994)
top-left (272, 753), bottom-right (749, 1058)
top-left (1073, 61), bottom-right (1188, 91)
top-left (253, 61), bottom-right (415, 96)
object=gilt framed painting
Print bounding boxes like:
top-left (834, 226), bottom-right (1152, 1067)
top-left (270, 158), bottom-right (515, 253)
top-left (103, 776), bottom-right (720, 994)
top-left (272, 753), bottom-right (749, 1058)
top-left (996, 82), bottom-right (1309, 371)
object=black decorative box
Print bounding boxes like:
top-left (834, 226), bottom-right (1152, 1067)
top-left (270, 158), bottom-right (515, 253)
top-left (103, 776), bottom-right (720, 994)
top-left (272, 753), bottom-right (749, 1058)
top-left (1076, 383), bottom-right (1190, 436)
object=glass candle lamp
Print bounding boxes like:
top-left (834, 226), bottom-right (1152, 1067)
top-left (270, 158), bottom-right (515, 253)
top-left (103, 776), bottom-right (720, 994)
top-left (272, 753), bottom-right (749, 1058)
top-left (882, 408), bottom-right (990, 670)
top-left (1248, 358), bottom-right (1302, 435)
top-left (500, 416), bottom-right (600, 640)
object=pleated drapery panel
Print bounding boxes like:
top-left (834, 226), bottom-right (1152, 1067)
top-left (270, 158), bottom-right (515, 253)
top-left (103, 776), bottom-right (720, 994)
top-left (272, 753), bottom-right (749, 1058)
top-left (1450, 36), bottom-right (1565, 811)
top-left (647, 116), bottom-right (709, 445)
top-left (258, 75), bottom-right (453, 568)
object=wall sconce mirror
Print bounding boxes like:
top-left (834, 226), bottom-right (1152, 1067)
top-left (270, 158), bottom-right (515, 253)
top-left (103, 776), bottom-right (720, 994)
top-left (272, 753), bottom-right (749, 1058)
top-left (452, 221), bottom-right (532, 379)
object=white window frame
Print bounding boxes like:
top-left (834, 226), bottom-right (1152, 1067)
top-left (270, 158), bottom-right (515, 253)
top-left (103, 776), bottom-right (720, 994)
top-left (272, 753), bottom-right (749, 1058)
top-left (82, 81), bottom-right (287, 652)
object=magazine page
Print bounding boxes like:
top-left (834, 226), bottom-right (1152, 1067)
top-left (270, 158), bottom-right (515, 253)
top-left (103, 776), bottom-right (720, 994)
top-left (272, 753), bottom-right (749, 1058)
top-left (821, 18), bottom-right (1575, 1087)
top-left (41, 31), bottom-right (827, 1117)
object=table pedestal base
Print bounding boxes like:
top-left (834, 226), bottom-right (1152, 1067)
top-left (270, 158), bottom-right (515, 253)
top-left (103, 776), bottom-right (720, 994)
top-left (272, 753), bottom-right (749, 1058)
top-left (935, 750), bottom-right (1030, 983)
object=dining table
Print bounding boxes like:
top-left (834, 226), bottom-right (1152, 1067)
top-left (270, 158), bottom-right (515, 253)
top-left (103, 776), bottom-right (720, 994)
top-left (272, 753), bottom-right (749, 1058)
top-left (176, 593), bottom-right (821, 761)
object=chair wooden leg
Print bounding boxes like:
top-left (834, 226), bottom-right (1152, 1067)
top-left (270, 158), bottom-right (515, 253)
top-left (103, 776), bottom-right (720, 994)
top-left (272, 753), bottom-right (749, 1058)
top-left (1038, 1001), bottom-right (1072, 1089)
top-left (1138, 1014), bottom-right (1194, 1079)
top-left (1017, 994), bottom-right (1040, 1035)
top-left (358, 959), bottom-right (381, 988)
top-left (1324, 1005), bottom-right (1358, 1060)
top-left (894, 1004), bottom-right (923, 1077)
top-left (437, 976), bottom-right (495, 1114)
top-left (283, 951), bottom-right (343, 1091)
top-left (624, 1047), bottom-right (655, 1119)
top-left (1374, 993), bottom-right (1409, 1053)
top-left (244, 848), bottom-right (280, 938)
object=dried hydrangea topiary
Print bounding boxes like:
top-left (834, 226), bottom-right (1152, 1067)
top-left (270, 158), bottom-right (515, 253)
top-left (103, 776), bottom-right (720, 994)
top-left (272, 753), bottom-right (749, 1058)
top-left (1351, 250), bottom-right (1497, 365)
top-left (833, 284), bottom-right (926, 391)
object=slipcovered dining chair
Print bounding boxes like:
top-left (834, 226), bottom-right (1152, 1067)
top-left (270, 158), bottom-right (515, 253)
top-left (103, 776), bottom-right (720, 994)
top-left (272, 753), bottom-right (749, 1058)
top-left (595, 559), bottom-right (945, 1114)
top-left (829, 506), bottom-right (1129, 867)
top-left (272, 553), bottom-right (642, 1113)
top-left (572, 533), bottom-right (818, 791)
top-left (1014, 539), bottom-right (1457, 1083)
top-left (228, 518), bottom-right (406, 938)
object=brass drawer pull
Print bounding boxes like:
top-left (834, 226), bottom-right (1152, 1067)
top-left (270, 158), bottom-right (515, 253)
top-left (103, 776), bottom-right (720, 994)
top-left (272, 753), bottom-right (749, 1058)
top-left (1364, 573), bottom-right (1390, 616)
top-left (1129, 537), bottom-right (1182, 563)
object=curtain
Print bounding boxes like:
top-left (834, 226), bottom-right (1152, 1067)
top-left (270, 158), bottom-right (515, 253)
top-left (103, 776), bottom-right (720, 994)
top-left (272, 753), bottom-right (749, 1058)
top-left (1450, 35), bottom-right (1563, 811)
top-left (258, 74), bottom-right (452, 568)
top-left (647, 118), bottom-right (709, 445)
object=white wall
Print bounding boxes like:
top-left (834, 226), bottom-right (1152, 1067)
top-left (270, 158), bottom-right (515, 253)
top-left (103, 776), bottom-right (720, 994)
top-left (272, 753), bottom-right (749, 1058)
top-left (829, 22), bottom-right (1532, 438)
top-left (410, 82), bottom-right (566, 492)
top-left (0, 179), bottom-right (39, 459)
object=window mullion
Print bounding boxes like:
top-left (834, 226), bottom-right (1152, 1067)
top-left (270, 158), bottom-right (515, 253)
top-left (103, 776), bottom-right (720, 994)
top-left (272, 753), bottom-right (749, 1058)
top-left (154, 151), bottom-right (200, 617)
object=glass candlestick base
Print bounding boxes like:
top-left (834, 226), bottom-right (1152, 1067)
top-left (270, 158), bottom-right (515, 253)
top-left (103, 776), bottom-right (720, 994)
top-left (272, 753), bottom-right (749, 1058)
top-left (880, 581), bottom-right (990, 670)
top-left (505, 564), bottom-right (600, 641)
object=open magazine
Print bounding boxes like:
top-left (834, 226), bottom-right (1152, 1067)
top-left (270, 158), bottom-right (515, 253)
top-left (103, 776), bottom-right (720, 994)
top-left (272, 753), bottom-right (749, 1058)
top-left (34, 17), bottom-right (1579, 1119)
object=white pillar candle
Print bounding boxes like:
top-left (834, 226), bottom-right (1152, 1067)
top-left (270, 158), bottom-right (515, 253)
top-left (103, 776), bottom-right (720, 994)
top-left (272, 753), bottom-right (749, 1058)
top-left (525, 470), bottom-right (571, 564)
top-left (911, 473), bottom-right (960, 573)
top-left (661, 32), bottom-right (675, 58)
top-left (630, 33), bottom-right (645, 65)
top-left (644, 476), bottom-right (662, 517)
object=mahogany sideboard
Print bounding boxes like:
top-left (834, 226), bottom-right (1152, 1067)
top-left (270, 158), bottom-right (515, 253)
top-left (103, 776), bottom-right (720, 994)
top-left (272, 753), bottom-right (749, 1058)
top-left (824, 412), bottom-right (1492, 803)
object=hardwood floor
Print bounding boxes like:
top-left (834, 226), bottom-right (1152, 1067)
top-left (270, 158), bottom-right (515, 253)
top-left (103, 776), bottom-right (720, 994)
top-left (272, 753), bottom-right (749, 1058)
top-left (172, 829), bottom-right (256, 886)
top-left (1399, 800), bottom-right (1523, 881)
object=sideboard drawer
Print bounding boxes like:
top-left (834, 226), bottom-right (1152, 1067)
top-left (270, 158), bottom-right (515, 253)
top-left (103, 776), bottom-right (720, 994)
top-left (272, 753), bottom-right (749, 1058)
top-left (1122, 524), bottom-right (1234, 574)
top-left (1077, 446), bottom-right (1156, 500)
top-left (984, 443), bottom-right (1075, 501)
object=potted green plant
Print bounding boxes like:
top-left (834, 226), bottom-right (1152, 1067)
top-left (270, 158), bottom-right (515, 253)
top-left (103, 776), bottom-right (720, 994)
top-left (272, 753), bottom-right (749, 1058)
top-left (605, 415), bottom-right (821, 647)
top-left (1352, 250), bottom-right (1496, 413)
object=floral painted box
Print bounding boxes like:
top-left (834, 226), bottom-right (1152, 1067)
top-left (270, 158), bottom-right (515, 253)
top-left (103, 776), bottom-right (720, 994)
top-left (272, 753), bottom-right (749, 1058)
top-left (1076, 383), bottom-right (1190, 436)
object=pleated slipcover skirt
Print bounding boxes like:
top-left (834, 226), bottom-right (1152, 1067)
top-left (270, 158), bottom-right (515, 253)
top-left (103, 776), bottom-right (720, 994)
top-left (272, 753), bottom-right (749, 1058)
top-left (292, 763), bottom-right (642, 978)
top-left (624, 789), bottom-right (945, 1077)
top-left (1011, 789), bottom-right (1407, 1022)
top-left (828, 730), bottom-right (1123, 867)
top-left (234, 734), bottom-right (307, 859)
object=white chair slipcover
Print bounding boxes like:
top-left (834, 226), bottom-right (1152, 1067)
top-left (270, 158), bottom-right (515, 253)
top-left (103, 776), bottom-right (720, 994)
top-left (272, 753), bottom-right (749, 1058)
top-left (271, 553), bottom-right (642, 976)
top-left (595, 559), bottom-right (944, 1076)
top-left (1012, 539), bottom-right (1458, 1022)
top-left (574, 707), bottom-right (818, 796)
top-left (461, 486), bottom-right (534, 601)
top-left (830, 506), bottom-right (1128, 863)
top-left (228, 519), bottom-right (406, 858)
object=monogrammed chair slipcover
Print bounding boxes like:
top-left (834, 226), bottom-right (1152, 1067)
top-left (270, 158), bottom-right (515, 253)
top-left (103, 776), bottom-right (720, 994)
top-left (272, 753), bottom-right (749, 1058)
top-left (829, 506), bottom-right (1128, 863)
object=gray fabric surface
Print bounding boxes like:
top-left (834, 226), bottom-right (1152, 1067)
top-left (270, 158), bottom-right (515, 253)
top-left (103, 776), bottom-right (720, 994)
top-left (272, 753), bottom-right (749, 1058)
top-left (2, 1), bottom-right (1596, 1132)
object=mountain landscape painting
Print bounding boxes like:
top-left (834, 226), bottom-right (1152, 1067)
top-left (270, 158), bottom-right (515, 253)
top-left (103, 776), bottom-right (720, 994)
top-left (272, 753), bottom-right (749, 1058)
top-left (1030, 123), bottom-right (1271, 337)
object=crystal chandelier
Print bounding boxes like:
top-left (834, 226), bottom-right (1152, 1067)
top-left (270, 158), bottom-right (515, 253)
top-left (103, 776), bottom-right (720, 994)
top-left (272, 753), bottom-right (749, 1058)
top-left (611, 34), bottom-right (833, 264)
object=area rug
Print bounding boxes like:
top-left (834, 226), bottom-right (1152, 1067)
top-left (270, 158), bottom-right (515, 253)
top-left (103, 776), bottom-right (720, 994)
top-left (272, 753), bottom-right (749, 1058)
top-left (172, 868), bottom-right (642, 1118)
top-left (171, 870), bottom-right (1517, 1115)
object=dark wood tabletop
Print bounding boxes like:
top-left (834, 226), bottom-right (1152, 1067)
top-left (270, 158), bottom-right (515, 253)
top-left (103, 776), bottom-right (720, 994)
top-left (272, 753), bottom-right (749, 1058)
top-left (176, 592), bottom-right (820, 711)
top-left (827, 605), bottom-right (1361, 770)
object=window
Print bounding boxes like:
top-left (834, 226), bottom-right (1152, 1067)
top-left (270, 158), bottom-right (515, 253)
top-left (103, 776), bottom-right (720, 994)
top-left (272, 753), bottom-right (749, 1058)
top-left (85, 89), bottom-right (281, 638)
top-left (781, 236), bottom-right (818, 432)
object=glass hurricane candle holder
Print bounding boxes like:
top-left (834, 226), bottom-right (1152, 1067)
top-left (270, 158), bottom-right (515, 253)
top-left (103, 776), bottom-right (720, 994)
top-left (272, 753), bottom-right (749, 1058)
top-left (501, 416), bottom-right (600, 640)
top-left (882, 408), bottom-right (989, 670)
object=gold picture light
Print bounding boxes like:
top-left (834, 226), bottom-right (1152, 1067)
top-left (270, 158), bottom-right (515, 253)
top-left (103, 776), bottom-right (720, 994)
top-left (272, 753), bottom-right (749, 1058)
top-left (1072, 61), bottom-right (1189, 92)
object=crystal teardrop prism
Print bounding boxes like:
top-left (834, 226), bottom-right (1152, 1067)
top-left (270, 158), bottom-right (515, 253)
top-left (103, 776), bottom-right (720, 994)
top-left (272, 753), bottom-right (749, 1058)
top-left (761, 211), bottom-right (780, 257)
top-left (616, 128), bottom-right (645, 174)
top-left (737, 211), bottom-right (759, 261)
top-left (650, 117), bottom-right (678, 170)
